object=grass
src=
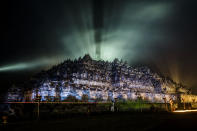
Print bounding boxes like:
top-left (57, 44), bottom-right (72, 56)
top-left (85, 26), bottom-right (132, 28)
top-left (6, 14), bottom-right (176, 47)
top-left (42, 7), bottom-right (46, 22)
top-left (1, 112), bottom-right (197, 131)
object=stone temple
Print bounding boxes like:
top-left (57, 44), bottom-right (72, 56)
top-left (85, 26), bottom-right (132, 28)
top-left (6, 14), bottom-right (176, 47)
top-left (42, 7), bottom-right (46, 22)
top-left (7, 54), bottom-right (197, 104)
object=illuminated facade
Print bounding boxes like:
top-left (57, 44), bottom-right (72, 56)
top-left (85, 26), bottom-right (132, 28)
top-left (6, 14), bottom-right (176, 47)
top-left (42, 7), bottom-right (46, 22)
top-left (7, 54), bottom-right (197, 103)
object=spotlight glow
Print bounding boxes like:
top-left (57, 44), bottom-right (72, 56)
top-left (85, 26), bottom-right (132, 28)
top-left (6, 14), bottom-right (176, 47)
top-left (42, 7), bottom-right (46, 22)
top-left (1, 1), bottom-right (174, 72)
top-left (173, 109), bottom-right (197, 113)
top-left (0, 58), bottom-right (60, 72)
top-left (0, 63), bottom-right (28, 72)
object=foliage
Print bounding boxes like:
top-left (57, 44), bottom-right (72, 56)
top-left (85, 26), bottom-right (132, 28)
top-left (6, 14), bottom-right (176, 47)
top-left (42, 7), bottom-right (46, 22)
top-left (81, 94), bottom-right (89, 102)
top-left (64, 95), bottom-right (78, 102)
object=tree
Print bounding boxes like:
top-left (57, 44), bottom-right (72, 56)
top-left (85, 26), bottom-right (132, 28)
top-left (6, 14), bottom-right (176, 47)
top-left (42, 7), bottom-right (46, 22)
top-left (81, 94), bottom-right (89, 102)
top-left (65, 95), bottom-right (78, 102)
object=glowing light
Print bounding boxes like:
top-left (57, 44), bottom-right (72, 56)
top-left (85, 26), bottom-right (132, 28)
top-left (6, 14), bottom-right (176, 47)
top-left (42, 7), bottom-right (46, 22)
top-left (0, 58), bottom-right (60, 72)
top-left (0, 63), bottom-right (28, 72)
top-left (59, 1), bottom-right (173, 63)
top-left (1, 1), bottom-right (174, 72)
top-left (173, 109), bottom-right (197, 113)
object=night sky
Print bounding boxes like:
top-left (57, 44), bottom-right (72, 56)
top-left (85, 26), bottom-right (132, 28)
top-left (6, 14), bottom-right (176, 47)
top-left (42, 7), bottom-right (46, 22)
top-left (1, 0), bottom-right (197, 94)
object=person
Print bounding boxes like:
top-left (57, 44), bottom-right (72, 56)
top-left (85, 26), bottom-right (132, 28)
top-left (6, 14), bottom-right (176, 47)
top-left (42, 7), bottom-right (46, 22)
top-left (2, 115), bottom-right (8, 125)
top-left (169, 98), bottom-right (174, 111)
top-left (111, 101), bottom-right (114, 112)
top-left (150, 104), bottom-right (155, 112)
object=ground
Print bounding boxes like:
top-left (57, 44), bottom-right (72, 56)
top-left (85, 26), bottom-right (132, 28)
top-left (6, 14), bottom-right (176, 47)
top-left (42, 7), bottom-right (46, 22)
top-left (1, 112), bottom-right (197, 131)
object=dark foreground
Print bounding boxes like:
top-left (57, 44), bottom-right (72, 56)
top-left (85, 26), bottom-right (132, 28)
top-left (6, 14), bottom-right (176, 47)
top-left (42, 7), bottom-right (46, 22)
top-left (1, 112), bottom-right (197, 131)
